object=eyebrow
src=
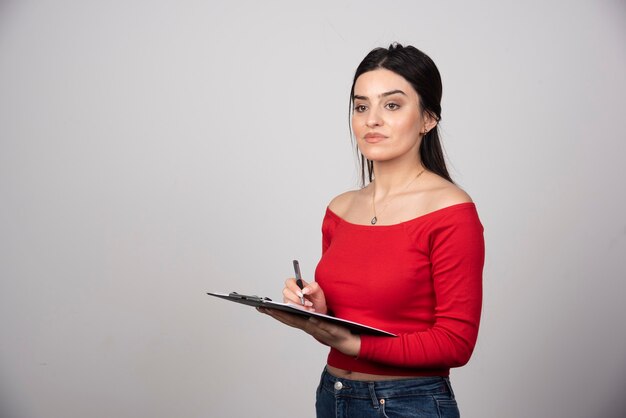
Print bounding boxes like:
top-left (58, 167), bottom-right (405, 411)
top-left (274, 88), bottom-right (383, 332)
top-left (353, 89), bottom-right (407, 101)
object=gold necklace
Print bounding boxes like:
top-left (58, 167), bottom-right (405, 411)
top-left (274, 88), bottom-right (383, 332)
top-left (371, 169), bottom-right (426, 225)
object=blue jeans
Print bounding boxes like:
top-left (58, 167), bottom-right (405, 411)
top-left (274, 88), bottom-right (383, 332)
top-left (315, 368), bottom-right (460, 418)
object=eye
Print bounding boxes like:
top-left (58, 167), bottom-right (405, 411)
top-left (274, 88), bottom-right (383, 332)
top-left (354, 104), bottom-right (368, 113)
top-left (385, 102), bottom-right (400, 110)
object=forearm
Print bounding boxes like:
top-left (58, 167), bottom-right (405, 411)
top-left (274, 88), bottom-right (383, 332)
top-left (359, 321), bottom-right (479, 368)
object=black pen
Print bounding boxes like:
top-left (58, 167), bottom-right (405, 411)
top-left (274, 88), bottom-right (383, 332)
top-left (292, 260), bottom-right (305, 305)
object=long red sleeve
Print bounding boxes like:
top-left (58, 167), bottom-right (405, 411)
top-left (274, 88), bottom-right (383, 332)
top-left (315, 202), bottom-right (484, 376)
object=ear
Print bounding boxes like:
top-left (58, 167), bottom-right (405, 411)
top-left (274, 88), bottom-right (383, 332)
top-left (423, 112), bottom-right (438, 134)
top-left (424, 112), bottom-right (439, 132)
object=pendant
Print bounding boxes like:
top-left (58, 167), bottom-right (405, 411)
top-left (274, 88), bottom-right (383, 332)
top-left (370, 216), bottom-right (377, 225)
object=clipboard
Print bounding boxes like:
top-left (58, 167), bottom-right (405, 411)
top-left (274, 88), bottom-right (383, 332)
top-left (207, 292), bottom-right (396, 337)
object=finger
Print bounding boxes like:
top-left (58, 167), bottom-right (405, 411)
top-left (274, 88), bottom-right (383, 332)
top-left (285, 278), bottom-right (306, 298)
top-left (285, 278), bottom-right (316, 307)
top-left (282, 287), bottom-right (303, 305)
top-left (306, 317), bottom-right (346, 338)
top-left (302, 319), bottom-right (335, 344)
top-left (306, 317), bottom-right (330, 334)
top-left (264, 309), bottom-right (310, 329)
top-left (282, 288), bottom-right (314, 307)
top-left (301, 281), bottom-right (319, 297)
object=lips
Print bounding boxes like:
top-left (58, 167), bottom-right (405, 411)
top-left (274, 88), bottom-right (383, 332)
top-left (364, 132), bottom-right (388, 143)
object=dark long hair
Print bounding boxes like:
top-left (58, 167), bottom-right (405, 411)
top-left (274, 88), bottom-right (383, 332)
top-left (350, 43), bottom-right (452, 185)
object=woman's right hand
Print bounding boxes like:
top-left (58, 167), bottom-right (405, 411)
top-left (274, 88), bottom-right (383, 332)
top-left (283, 278), bottom-right (328, 315)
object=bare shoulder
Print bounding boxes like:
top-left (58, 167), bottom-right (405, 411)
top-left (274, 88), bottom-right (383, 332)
top-left (327, 189), bottom-right (361, 217)
top-left (421, 173), bottom-right (473, 213)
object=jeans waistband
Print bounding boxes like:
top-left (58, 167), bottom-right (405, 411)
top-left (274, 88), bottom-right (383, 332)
top-left (319, 367), bottom-right (455, 402)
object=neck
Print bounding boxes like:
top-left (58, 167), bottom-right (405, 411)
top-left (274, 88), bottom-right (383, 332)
top-left (371, 158), bottom-right (424, 197)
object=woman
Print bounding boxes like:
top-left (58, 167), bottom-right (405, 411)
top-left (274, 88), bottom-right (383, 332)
top-left (259, 43), bottom-right (484, 418)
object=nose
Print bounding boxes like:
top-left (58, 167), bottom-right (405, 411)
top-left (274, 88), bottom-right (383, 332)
top-left (366, 108), bottom-right (383, 128)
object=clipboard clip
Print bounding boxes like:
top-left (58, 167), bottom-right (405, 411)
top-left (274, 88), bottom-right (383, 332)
top-left (228, 292), bottom-right (273, 302)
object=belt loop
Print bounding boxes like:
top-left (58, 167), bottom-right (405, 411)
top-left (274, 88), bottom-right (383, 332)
top-left (368, 382), bottom-right (379, 408)
top-left (443, 377), bottom-right (456, 400)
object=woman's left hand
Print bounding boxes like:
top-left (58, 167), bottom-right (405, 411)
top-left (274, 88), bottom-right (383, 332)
top-left (258, 308), bottom-right (360, 357)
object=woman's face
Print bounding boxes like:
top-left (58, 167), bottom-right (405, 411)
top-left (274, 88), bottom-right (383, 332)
top-left (352, 69), bottom-right (432, 164)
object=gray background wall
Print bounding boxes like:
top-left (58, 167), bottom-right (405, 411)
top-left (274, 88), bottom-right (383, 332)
top-left (1, 1), bottom-right (625, 417)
